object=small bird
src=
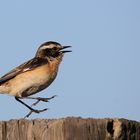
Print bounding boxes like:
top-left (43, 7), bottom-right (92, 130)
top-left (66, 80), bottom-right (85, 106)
top-left (0, 41), bottom-right (71, 117)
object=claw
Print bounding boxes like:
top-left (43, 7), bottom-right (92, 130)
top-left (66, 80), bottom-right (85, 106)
top-left (31, 95), bottom-right (57, 107)
top-left (24, 108), bottom-right (48, 118)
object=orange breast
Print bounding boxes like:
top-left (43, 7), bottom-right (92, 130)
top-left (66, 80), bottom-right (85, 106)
top-left (6, 63), bottom-right (59, 97)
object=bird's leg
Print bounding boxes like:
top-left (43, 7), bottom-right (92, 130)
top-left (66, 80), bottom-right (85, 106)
top-left (23, 95), bottom-right (57, 106)
top-left (15, 97), bottom-right (48, 118)
top-left (24, 108), bottom-right (48, 118)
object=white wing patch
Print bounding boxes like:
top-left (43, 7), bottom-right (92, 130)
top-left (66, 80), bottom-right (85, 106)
top-left (22, 68), bottom-right (30, 72)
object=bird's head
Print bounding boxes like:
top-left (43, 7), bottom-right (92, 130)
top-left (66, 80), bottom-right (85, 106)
top-left (35, 41), bottom-right (71, 61)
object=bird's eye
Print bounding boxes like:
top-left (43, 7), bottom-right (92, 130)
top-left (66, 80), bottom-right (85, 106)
top-left (53, 47), bottom-right (57, 50)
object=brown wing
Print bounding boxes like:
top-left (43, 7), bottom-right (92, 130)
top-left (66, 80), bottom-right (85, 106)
top-left (0, 57), bottom-right (48, 84)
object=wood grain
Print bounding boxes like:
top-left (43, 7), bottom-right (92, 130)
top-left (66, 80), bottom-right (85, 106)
top-left (0, 117), bottom-right (139, 140)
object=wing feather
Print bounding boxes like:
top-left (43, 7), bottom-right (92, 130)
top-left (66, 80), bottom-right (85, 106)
top-left (0, 58), bottom-right (48, 84)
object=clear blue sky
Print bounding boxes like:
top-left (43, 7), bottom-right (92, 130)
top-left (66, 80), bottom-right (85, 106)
top-left (0, 0), bottom-right (139, 121)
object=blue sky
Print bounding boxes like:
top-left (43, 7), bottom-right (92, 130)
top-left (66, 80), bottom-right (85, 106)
top-left (0, 0), bottom-right (140, 121)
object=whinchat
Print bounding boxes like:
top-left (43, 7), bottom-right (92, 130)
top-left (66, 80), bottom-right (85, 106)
top-left (0, 41), bottom-right (71, 117)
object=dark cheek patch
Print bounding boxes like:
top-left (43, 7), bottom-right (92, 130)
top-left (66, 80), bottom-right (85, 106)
top-left (46, 49), bottom-right (60, 58)
top-left (53, 52), bottom-right (60, 57)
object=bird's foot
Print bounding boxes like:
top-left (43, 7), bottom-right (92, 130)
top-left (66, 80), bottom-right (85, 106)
top-left (24, 108), bottom-right (48, 118)
top-left (31, 95), bottom-right (57, 106)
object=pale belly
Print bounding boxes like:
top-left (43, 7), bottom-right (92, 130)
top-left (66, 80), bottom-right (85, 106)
top-left (2, 65), bottom-right (57, 97)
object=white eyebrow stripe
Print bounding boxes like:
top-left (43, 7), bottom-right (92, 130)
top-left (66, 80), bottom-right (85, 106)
top-left (40, 45), bottom-right (54, 49)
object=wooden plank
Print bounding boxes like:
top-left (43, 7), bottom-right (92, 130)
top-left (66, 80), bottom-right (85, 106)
top-left (0, 117), bottom-right (139, 140)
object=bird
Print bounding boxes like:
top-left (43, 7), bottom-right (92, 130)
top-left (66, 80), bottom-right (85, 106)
top-left (0, 41), bottom-right (71, 117)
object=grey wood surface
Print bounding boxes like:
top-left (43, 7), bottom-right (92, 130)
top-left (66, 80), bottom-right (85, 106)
top-left (0, 117), bottom-right (139, 140)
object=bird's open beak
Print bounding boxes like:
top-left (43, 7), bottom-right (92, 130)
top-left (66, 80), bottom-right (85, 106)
top-left (59, 46), bottom-right (72, 53)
